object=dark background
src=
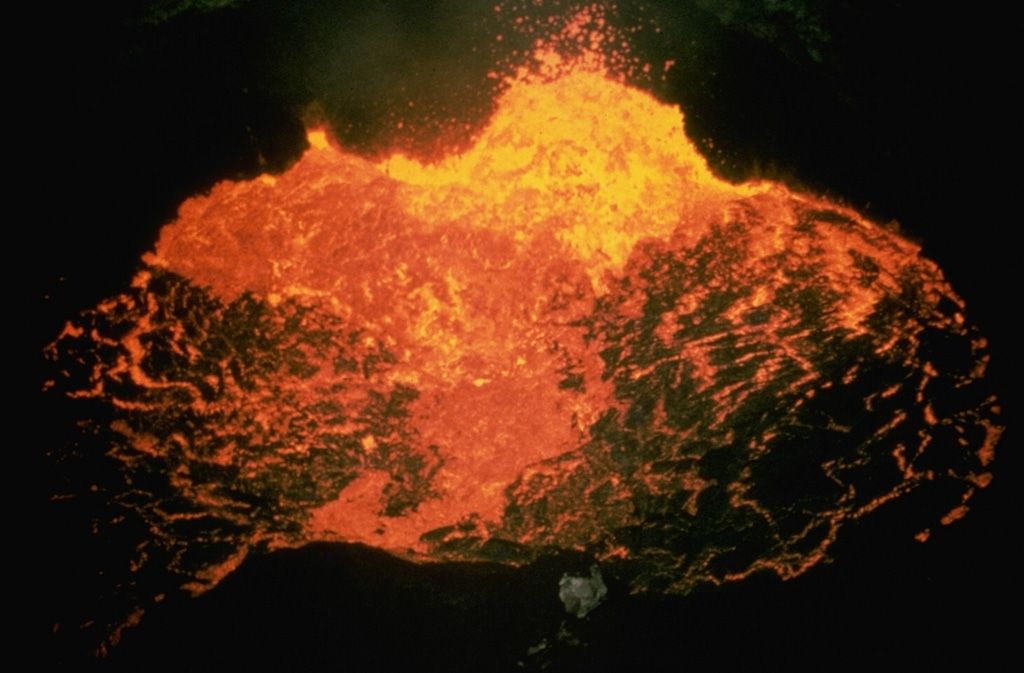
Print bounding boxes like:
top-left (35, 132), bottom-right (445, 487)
top-left (39, 1), bottom-right (1014, 669)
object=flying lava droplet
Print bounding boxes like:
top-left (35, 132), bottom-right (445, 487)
top-left (45, 9), bottom-right (1001, 656)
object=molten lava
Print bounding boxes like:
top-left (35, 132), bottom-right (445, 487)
top-left (46, 26), bottom-right (1001, 657)
top-left (142, 66), bottom-right (783, 556)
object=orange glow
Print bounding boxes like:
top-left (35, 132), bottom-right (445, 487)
top-left (45, 11), bottom-right (1002, 654)
top-left (306, 127), bottom-right (331, 150)
top-left (940, 505), bottom-right (969, 525)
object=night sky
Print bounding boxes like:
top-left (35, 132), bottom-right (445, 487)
top-left (40, 2), bottom-right (1014, 669)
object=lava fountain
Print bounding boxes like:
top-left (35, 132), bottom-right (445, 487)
top-left (45, 11), bottom-right (1001, 657)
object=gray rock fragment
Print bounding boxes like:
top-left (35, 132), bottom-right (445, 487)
top-left (558, 564), bottom-right (607, 618)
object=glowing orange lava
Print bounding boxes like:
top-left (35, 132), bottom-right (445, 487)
top-left (45, 10), bottom-right (1001, 657)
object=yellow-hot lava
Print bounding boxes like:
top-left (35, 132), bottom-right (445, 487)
top-left (382, 66), bottom-right (769, 287)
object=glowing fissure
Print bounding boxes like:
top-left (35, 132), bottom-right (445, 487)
top-left (47, 26), bottom-right (1000, 655)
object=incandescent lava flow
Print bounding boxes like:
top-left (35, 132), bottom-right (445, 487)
top-left (45, 10), bottom-right (1001, 656)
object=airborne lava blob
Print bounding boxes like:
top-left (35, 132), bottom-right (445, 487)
top-left (45, 24), bottom-right (1001, 657)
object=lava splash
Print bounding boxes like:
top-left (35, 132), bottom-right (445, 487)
top-left (46, 48), bottom-right (1000, 653)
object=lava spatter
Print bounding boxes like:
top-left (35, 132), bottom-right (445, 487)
top-left (45, 11), bottom-right (1001, 657)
